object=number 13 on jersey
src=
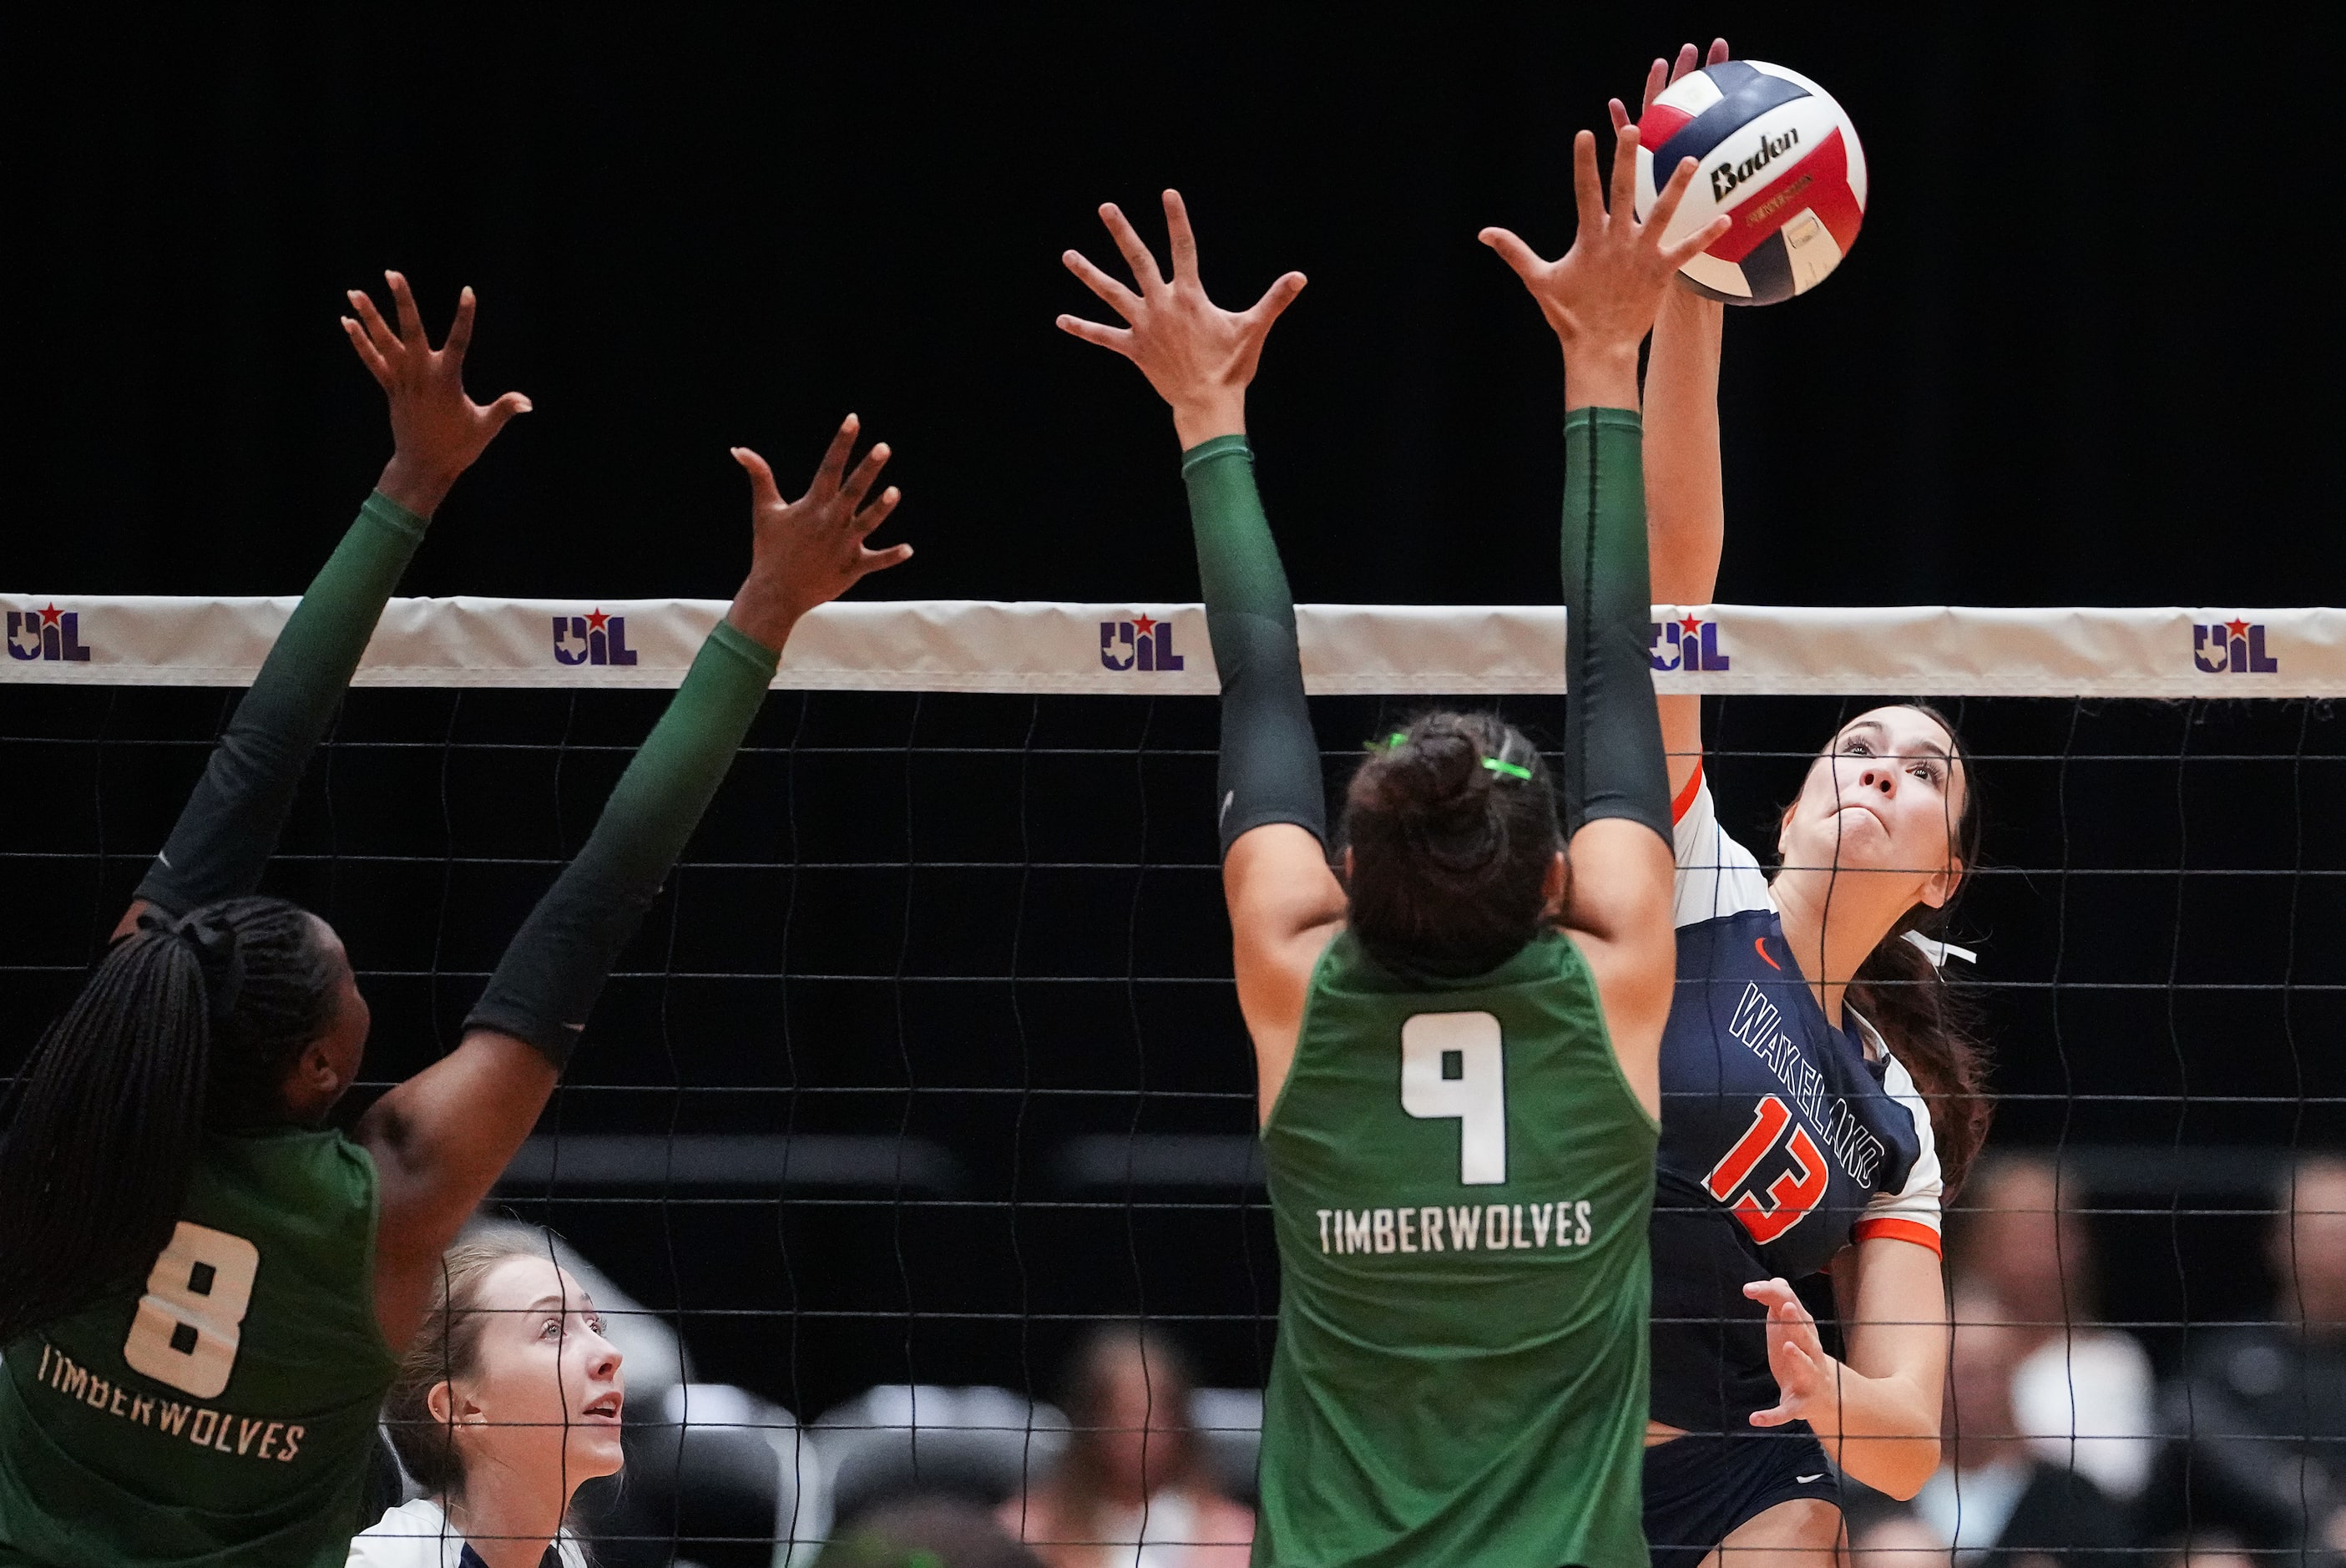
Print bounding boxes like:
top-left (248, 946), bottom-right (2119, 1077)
top-left (1401, 1012), bottom-right (1506, 1186)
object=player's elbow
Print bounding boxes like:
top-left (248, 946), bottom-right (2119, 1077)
top-left (1848, 1431), bottom-right (1940, 1500)
top-left (1873, 1440), bottom-right (1939, 1500)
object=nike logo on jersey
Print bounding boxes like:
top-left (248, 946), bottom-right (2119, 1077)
top-left (1754, 936), bottom-right (1781, 971)
top-left (1797, 1474), bottom-right (1826, 1484)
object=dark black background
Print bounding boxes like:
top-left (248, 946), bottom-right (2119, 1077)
top-left (4, 3), bottom-right (2342, 1438)
top-left (7, 6), bottom-right (2334, 604)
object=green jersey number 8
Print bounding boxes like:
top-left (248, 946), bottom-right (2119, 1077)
top-left (122, 1222), bottom-right (260, 1399)
top-left (1400, 1011), bottom-right (1507, 1186)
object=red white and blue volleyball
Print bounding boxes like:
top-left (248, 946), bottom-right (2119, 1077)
top-left (1635, 60), bottom-right (1866, 306)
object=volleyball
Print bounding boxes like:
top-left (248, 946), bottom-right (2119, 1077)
top-left (1634, 59), bottom-right (1866, 305)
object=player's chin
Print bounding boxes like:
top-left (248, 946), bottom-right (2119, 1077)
top-left (565, 1423), bottom-right (628, 1477)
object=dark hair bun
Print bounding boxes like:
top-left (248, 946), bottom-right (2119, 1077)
top-left (1341, 712), bottom-right (1561, 978)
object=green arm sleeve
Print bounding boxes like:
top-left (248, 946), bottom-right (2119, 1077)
top-left (1561, 407), bottom-right (1671, 844)
top-left (1182, 435), bottom-right (1327, 856)
top-left (463, 619), bottom-right (780, 1067)
top-left (135, 492), bottom-right (429, 916)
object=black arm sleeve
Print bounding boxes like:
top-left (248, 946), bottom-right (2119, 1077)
top-left (463, 619), bottom-right (780, 1068)
top-left (1560, 407), bottom-right (1671, 844)
top-left (1183, 435), bottom-right (1326, 857)
top-left (136, 492), bottom-right (429, 916)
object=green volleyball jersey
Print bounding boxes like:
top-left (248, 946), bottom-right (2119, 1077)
top-left (0, 1127), bottom-right (399, 1566)
top-left (1256, 928), bottom-right (1660, 1568)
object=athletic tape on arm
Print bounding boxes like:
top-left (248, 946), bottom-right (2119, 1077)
top-left (1181, 435), bottom-right (1327, 857)
top-left (1560, 408), bottom-right (1671, 842)
top-left (463, 619), bottom-right (780, 1069)
top-left (130, 493), bottom-right (429, 916)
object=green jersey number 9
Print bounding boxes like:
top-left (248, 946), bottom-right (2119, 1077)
top-left (122, 1222), bottom-right (260, 1399)
top-left (1400, 1011), bottom-right (1507, 1186)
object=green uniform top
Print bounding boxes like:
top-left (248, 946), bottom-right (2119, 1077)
top-left (1256, 928), bottom-right (1661, 1568)
top-left (0, 1127), bottom-right (398, 1566)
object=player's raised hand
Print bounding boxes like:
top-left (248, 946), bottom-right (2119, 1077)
top-left (723, 415), bottom-right (908, 651)
top-left (1059, 190), bottom-right (1307, 449)
top-left (1479, 119), bottom-right (1728, 408)
top-left (342, 272), bottom-right (532, 518)
top-left (1636, 38), bottom-right (1731, 120)
top-left (1742, 1277), bottom-right (1841, 1431)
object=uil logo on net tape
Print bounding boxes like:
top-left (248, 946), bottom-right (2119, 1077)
top-left (6, 604), bottom-right (92, 663)
top-left (1650, 614), bottom-right (1730, 674)
top-left (551, 608), bottom-right (637, 668)
top-left (2192, 617), bottom-right (2278, 675)
top-left (1098, 613), bottom-right (1185, 673)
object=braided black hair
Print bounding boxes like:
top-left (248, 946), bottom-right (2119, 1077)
top-left (1340, 711), bottom-right (1563, 979)
top-left (0, 896), bottom-right (341, 1344)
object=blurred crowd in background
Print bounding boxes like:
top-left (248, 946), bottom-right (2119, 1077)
top-left (375, 1151), bottom-right (2346, 1567)
top-left (1843, 1152), bottom-right (2346, 1568)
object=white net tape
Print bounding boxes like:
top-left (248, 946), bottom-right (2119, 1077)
top-left (2, 597), bottom-right (2338, 695)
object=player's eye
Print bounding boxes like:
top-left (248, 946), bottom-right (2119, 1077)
top-left (585, 1314), bottom-right (604, 1334)
top-left (1841, 737), bottom-right (1873, 756)
top-left (539, 1318), bottom-right (563, 1340)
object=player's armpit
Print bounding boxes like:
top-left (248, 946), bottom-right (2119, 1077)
top-left (357, 1029), bottom-right (559, 1349)
top-left (1223, 823), bottom-right (1345, 1124)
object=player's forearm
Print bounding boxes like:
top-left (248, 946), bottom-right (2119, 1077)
top-left (1184, 436), bottom-right (1324, 856)
top-left (1641, 289), bottom-right (1726, 606)
top-left (1560, 408), bottom-right (1671, 845)
top-left (1811, 1362), bottom-right (1942, 1499)
top-left (463, 620), bottom-right (780, 1066)
top-left (134, 492), bottom-right (428, 916)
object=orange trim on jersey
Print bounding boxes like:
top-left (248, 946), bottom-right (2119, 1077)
top-left (1671, 758), bottom-right (1706, 827)
top-left (1853, 1216), bottom-right (1944, 1256)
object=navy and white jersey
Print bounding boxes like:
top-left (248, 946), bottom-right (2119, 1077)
top-left (1649, 763), bottom-right (1943, 1434)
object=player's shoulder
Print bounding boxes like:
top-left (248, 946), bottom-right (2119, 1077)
top-left (200, 1126), bottom-right (377, 1210)
top-left (1669, 763), bottom-right (1773, 931)
top-left (345, 1499), bottom-right (458, 1568)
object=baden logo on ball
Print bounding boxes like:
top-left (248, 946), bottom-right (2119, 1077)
top-left (1635, 60), bottom-right (1867, 305)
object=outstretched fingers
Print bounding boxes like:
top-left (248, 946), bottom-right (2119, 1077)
top-left (1643, 154), bottom-right (1703, 242)
top-left (482, 390), bottom-right (533, 434)
top-left (853, 484), bottom-right (904, 539)
top-left (1639, 57), bottom-right (1670, 119)
top-left (1096, 202), bottom-right (1165, 293)
top-left (386, 271), bottom-right (427, 348)
top-left (856, 535), bottom-right (913, 579)
top-left (732, 446), bottom-right (784, 512)
top-left (1062, 248), bottom-right (1142, 320)
top-left (837, 441), bottom-right (892, 515)
top-left (1477, 226), bottom-right (1550, 282)
top-left (442, 286), bottom-right (478, 363)
top-left (1660, 214), bottom-right (1732, 271)
top-left (1569, 129), bottom-right (1605, 235)
top-left (341, 315), bottom-right (392, 388)
top-left (1607, 119), bottom-right (1641, 225)
top-left (1244, 271), bottom-right (1307, 327)
top-left (1706, 38), bottom-right (1730, 68)
top-left (347, 288), bottom-right (401, 362)
top-left (1055, 313), bottom-right (1135, 356)
top-left (808, 415), bottom-right (862, 498)
top-left (1162, 189), bottom-right (1201, 286)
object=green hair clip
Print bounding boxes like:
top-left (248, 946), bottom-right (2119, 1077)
top-left (1367, 731), bottom-right (1410, 754)
top-left (1482, 756), bottom-right (1534, 781)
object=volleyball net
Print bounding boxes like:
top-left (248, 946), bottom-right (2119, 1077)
top-left (5, 596), bottom-right (2343, 1560)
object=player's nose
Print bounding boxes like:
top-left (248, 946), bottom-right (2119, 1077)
top-left (1858, 765), bottom-right (1894, 797)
